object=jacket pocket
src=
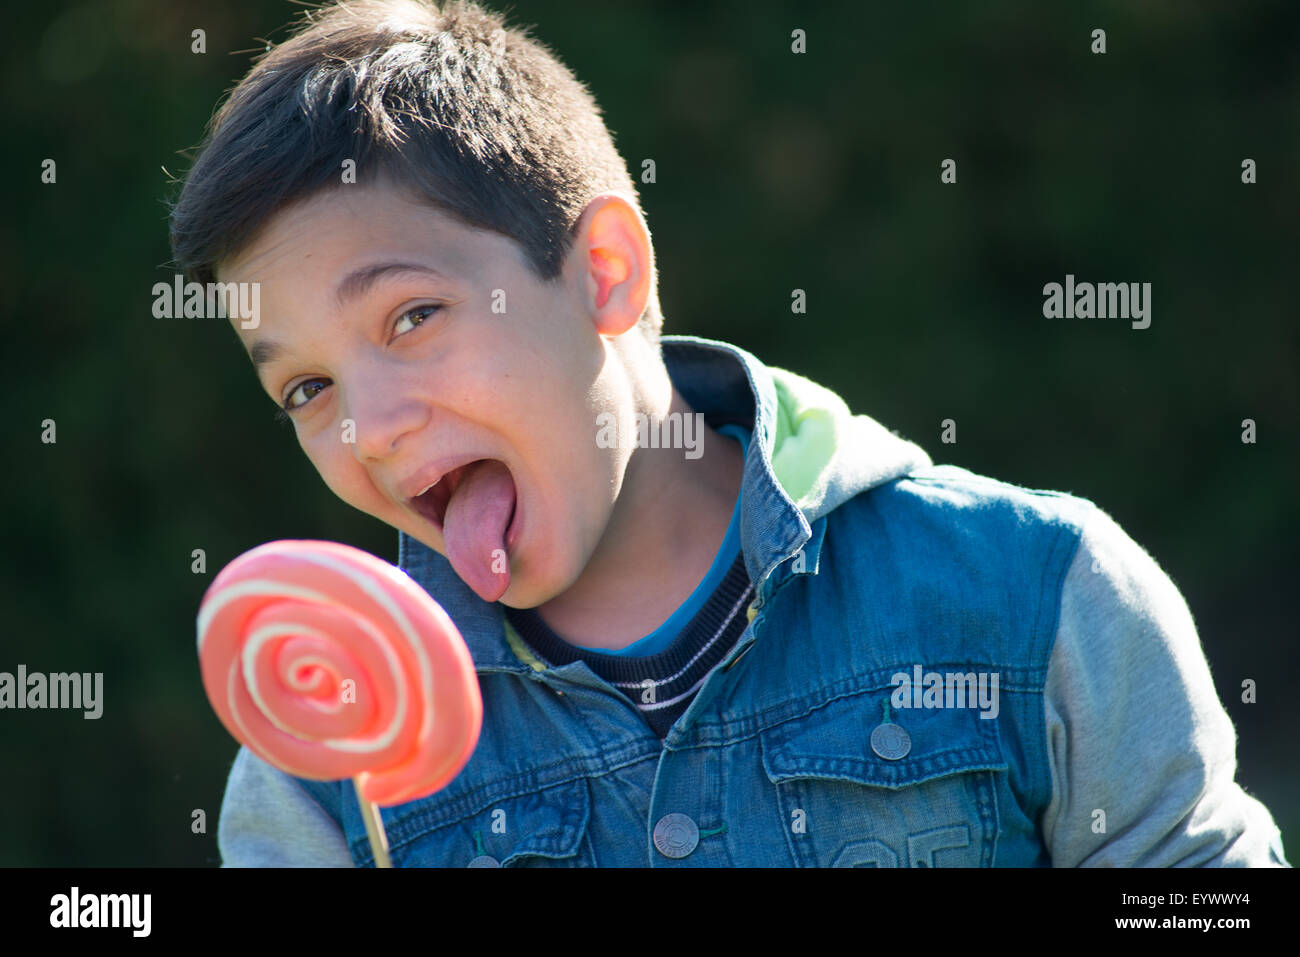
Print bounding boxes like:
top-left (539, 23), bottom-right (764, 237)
top-left (759, 688), bottom-right (1007, 866)
top-left (380, 777), bottom-right (594, 868)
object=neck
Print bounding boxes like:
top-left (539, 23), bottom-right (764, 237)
top-left (533, 385), bottom-right (745, 650)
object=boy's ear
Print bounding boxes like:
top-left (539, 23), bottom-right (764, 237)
top-left (570, 193), bottom-right (652, 337)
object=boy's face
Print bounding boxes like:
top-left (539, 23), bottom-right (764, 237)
top-left (218, 179), bottom-right (646, 607)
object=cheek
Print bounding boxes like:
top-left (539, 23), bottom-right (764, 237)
top-left (556, 420), bottom-right (629, 549)
top-left (301, 433), bottom-right (381, 511)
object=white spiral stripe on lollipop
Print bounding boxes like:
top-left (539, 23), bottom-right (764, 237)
top-left (283, 654), bottom-right (338, 693)
top-left (295, 551), bottom-right (434, 755)
top-left (239, 554), bottom-right (431, 753)
top-left (243, 625), bottom-right (350, 737)
top-left (196, 580), bottom-right (331, 651)
top-left (226, 660), bottom-right (353, 779)
top-left (210, 579), bottom-right (406, 754)
top-left (227, 660), bottom-right (304, 777)
top-left (242, 618), bottom-right (408, 753)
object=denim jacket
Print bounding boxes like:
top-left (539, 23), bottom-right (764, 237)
top-left (217, 335), bottom-right (1290, 867)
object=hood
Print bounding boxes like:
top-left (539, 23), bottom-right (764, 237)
top-left (657, 334), bottom-right (931, 590)
top-left (660, 335), bottom-right (931, 565)
top-left (765, 359), bottom-right (932, 523)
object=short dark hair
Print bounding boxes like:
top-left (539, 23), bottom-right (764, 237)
top-left (168, 0), bottom-right (661, 338)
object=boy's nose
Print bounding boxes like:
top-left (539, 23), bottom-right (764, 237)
top-left (343, 383), bottom-right (428, 462)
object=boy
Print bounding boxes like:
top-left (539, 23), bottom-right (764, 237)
top-left (170, 0), bottom-right (1289, 866)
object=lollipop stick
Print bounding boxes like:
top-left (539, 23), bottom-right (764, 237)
top-left (354, 780), bottom-right (393, 868)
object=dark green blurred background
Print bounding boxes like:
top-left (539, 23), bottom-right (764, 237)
top-left (2, 0), bottom-right (1296, 866)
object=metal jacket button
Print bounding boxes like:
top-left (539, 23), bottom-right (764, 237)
top-left (870, 698), bottom-right (911, 760)
top-left (653, 813), bottom-right (700, 859)
top-left (870, 721), bottom-right (911, 760)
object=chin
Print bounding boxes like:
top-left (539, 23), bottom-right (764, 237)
top-left (502, 538), bottom-right (585, 610)
top-left (494, 561), bottom-right (556, 611)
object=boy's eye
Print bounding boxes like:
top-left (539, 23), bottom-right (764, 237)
top-left (282, 378), bottom-right (330, 413)
top-left (275, 304), bottom-right (444, 421)
top-left (392, 303), bottom-right (443, 338)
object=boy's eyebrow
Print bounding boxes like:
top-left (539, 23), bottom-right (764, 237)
top-left (249, 339), bottom-right (283, 370)
top-left (247, 261), bottom-right (449, 371)
top-left (334, 261), bottom-right (449, 307)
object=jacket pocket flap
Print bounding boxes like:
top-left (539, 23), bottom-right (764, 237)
top-left (760, 689), bottom-right (1007, 789)
top-left (374, 777), bottom-right (592, 867)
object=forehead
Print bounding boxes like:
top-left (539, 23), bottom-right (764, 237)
top-left (217, 181), bottom-right (533, 354)
top-left (218, 180), bottom-right (523, 288)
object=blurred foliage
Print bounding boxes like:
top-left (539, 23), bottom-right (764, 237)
top-left (1, 0), bottom-right (1295, 865)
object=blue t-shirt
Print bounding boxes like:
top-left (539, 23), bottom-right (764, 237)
top-left (589, 423), bottom-right (750, 657)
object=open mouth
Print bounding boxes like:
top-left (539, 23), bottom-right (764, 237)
top-left (407, 458), bottom-right (519, 545)
top-left (406, 457), bottom-right (521, 600)
top-left (408, 461), bottom-right (477, 531)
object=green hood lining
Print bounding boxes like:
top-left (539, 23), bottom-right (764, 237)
top-left (768, 367), bottom-right (844, 510)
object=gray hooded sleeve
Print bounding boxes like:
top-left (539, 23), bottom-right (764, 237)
top-left (1041, 503), bottom-right (1289, 867)
top-left (217, 746), bottom-right (354, 867)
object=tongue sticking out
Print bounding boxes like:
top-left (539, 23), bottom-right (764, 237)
top-left (442, 459), bottom-right (515, 602)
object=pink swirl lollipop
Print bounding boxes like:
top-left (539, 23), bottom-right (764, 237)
top-left (197, 540), bottom-right (482, 863)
